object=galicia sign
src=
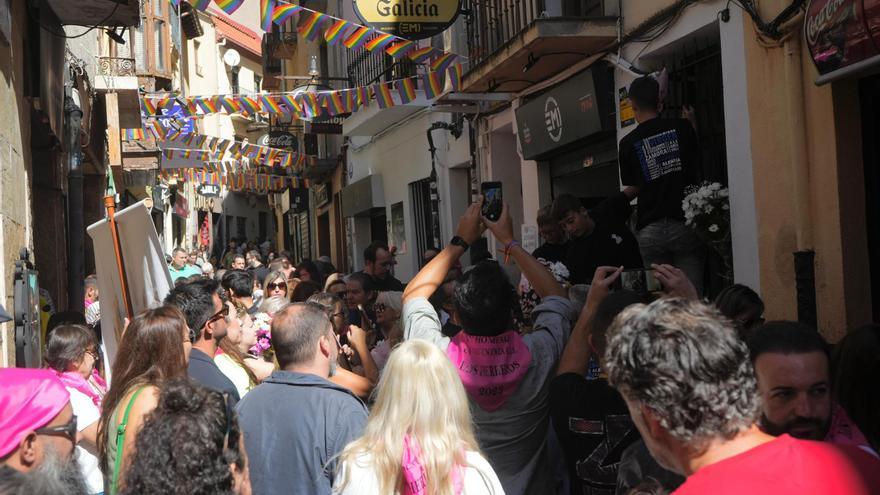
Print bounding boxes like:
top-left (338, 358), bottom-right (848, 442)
top-left (353, 0), bottom-right (461, 40)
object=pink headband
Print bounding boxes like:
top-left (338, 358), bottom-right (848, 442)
top-left (0, 368), bottom-right (70, 457)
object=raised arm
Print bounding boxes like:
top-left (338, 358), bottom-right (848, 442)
top-left (556, 266), bottom-right (622, 376)
top-left (403, 200), bottom-right (485, 304)
top-left (483, 203), bottom-right (567, 299)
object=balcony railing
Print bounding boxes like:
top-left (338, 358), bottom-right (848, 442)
top-left (263, 31), bottom-right (298, 59)
top-left (461, 0), bottom-right (608, 68)
top-left (346, 45), bottom-right (419, 89)
top-left (97, 57), bottom-right (136, 77)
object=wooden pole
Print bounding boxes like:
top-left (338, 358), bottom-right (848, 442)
top-left (104, 196), bottom-right (134, 319)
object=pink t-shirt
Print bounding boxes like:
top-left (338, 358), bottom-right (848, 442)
top-left (674, 435), bottom-right (880, 495)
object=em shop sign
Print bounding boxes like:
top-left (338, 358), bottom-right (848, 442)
top-left (353, 0), bottom-right (461, 40)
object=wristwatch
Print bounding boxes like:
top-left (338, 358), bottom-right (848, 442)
top-left (449, 236), bottom-right (469, 251)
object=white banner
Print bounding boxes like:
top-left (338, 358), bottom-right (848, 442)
top-left (87, 200), bottom-right (173, 382)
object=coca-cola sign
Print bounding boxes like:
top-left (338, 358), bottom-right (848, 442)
top-left (258, 131), bottom-right (298, 151)
top-left (805, 0), bottom-right (880, 79)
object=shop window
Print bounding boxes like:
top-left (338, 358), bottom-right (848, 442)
top-left (409, 178), bottom-right (435, 261)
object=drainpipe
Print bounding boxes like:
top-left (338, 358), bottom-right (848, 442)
top-left (783, 34), bottom-right (817, 327)
top-left (65, 93), bottom-right (85, 310)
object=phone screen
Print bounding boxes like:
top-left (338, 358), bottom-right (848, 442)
top-left (481, 182), bottom-right (503, 221)
top-left (615, 269), bottom-right (662, 294)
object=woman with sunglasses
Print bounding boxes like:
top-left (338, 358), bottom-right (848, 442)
top-left (369, 291), bottom-right (404, 372)
top-left (215, 302), bottom-right (260, 399)
top-left (97, 306), bottom-right (191, 494)
top-left (120, 378), bottom-right (251, 495)
top-left (262, 270), bottom-right (288, 300)
top-left (45, 324), bottom-right (108, 495)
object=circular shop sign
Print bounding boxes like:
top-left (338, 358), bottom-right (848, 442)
top-left (353, 0), bottom-right (462, 41)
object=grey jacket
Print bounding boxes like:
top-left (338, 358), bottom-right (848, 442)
top-left (236, 370), bottom-right (368, 495)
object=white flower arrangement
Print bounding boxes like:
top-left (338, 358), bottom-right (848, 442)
top-left (683, 181), bottom-right (732, 274)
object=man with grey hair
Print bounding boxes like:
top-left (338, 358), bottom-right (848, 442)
top-left (236, 302), bottom-right (368, 495)
top-left (605, 298), bottom-right (880, 493)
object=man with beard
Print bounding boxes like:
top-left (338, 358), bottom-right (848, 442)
top-left (748, 321), bottom-right (875, 452)
top-left (0, 368), bottom-right (88, 495)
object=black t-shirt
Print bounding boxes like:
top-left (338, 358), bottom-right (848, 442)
top-left (550, 373), bottom-right (640, 495)
top-left (363, 271), bottom-right (406, 292)
top-left (563, 193), bottom-right (643, 284)
top-left (618, 117), bottom-right (701, 229)
top-left (533, 241), bottom-right (569, 265)
top-left (248, 265), bottom-right (270, 285)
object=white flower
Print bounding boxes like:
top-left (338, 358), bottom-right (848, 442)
top-left (705, 205), bottom-right (714, 213)
top-left (722, 204), bottom-right (729, 210)
top-left (708, 224), bottom-right (719, 233)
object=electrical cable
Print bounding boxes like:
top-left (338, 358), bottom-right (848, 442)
top-left (29, 1), bottom-right (121, 39)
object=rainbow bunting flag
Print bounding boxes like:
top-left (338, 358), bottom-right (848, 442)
top-left (423, 71), bottom-right (444, 99)
top-left (324, 19), bottom-right (351, 45)
top-left (190, 0), bottom-right (212, 11)
top-left (121, 128), bottom-right (145, 140)
top-left (430, 52), bottom-right (458, 74)
top-left (185, 98), bottom-right (200, 116)
top-left (298, 11), bottom-right (326, 42)
top-left (219, 96), bottom-right (241, 113)
top-left (260, 95), bottom-right (282, 114)
top-left (324, 91), bottom-right (346, 115)
top-left (183, 133), bottom-right (197, 145)
top-left (385, 40), bottom-right (415, 59)
top-left (408, 46), bottom-right (435, 63)
top-left (195, 97), bottom-right (218, 114)
top-left (298, 92), bottom-right (320, 118)
top-left (141, 97), bottom-right (158, 115)
top-left (342, 90), bottom-right (355, 112)
top-left (343, 26), bottom-right (371, 49)
top-left (364, 33), bottom-right (394, 52)
top-left (228, 142), bottom-right (242, 158)
top-left (356, 86), bottom-right (370, 108)
top-left (244, 145), bottom-right (260, 159)
top-left (272, 3), bottom-right (301, 24)
top-left (213, 0), bottom-right (244, 15)
top-left (373, 82), bottom-right (395, 109)
top-left (260, 0), bottom-right (275, 32)
top-left (193, 135), bottom-right (208, 148)
top-left (396, 78), bottom-right (417, 104)
top-left (239, 96), bottom-right (262, 115)
top-left (448, 63), bottom-right (463, 91)
top-left (280, 94), bottom-right (302, 114)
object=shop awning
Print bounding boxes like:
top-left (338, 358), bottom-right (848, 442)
top-left (341, 175), bottom-right (384, 218)
top-left (806, 0), bottom-right (880, 85)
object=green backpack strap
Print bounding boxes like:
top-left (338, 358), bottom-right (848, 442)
top-left (110, 386), bottom-right (146, 495)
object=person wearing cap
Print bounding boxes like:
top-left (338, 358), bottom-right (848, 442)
top-left (0, 368), bottom-right (88, 493)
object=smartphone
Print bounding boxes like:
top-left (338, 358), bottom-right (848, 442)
top-left (481, 181), bottom-right (503, 221)
top-left (614, 269), bottom-right (662, 293)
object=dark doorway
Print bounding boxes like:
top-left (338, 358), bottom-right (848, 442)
top-left (317, 212), bottom-right (331, 258)
top-left (370, 208), bottom-right (388, 245)
top-left (861, 74), bottom-right (880, 322)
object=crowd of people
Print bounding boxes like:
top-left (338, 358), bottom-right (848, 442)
top-left (2, 75), bottom-right (879, 495)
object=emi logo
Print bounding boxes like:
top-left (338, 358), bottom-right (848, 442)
top-left (544, 96), bottom-right (563, 142)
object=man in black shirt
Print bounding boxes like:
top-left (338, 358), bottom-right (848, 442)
top-left (532, 205), bottom-right (569, 264)
top-left (550, 268), bottom-right (645, 495)
top-left (551, 193), bottom-right (643, 285)
top-left (618, 76), bottom-right (705, 294)
top-left (361, 241), bottom-right (406, 292)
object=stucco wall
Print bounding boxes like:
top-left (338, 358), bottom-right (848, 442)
top-left (0, 0), bottom-right (33, 366)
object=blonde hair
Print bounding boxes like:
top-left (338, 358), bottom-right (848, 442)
top-left (336, 340), bottom-right (481, 495)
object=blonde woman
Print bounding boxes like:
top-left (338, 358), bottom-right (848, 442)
top-left (334, 340), bottom-right (504, 495)
top-left (370, 291), bottom-right (404, 371)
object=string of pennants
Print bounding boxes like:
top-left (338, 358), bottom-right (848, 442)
top-left (167, 0), bottom-right (467, 65)
top-left (125, 127), bottom-right (316, 171)
top-left (140, 63), bottom-right (463, 121)
top-left (160, 168), bottom-right (309, 193)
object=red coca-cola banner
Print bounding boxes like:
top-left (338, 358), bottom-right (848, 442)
top-left (806, 0), bottom-right (880, 79)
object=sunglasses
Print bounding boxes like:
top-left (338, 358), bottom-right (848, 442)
top-left (374, 303), bottom-right (387, 313)
top-left (35, 414), bottom-right (78, 443)
top-left (267, 281), bottom-right (287, 291)
top-left (206, 304), bottom-right (230, 326)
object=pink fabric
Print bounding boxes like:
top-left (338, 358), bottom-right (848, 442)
top-left (0, 368), bottom-right (70, 457)
top-left (401, 435), bottom-right (463, 495)
top-left (826, 404), bottom-right (873, 453)
top-left (446, 330), bottom-right (532, 412)
top-left (54, 369), bottom-right (106, 410)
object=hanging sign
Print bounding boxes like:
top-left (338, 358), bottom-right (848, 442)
top-left (197, 183), bottom-right (221, 198)
top-left (258, 131), bottom-right (299, 151)
top-left (353, 0), bottom-right (462, 40)
top-left (805, 0), bottom-right (880, 84)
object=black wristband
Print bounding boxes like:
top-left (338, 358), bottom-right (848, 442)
top-left (449, 236), bottom-right (469, 251)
